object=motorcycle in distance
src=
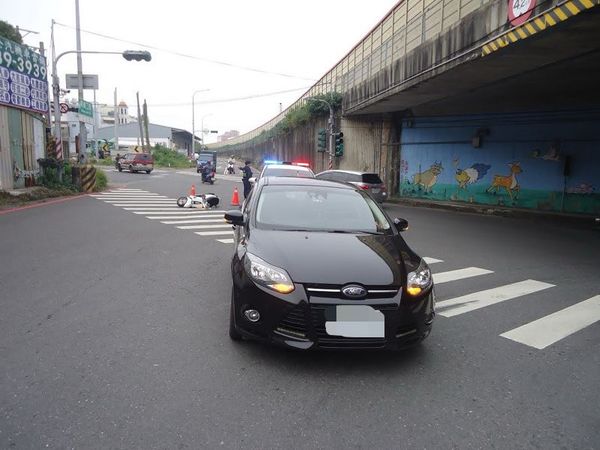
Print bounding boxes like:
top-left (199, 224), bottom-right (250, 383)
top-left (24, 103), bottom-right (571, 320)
top-left (176, 192), bottom-right (220, 209)
top-left (199, 162), bottom-right (215, 185)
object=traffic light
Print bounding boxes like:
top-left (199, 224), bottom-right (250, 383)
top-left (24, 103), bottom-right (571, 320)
top-left (122, 50), bottom-right (152, 62)
top-left (334, 132), bottom-right (344, 157)
top-left (317, 128), bottom-right (327, 152)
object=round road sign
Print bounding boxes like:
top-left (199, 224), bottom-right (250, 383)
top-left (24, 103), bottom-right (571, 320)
top-left (59, 103), bottom-right (69, 114)
top-left (508, 0), bottom-right (537, 26)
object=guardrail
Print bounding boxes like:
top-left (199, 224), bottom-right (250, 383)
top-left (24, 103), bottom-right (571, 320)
top-left (209, 0), bottom-right (496, 149)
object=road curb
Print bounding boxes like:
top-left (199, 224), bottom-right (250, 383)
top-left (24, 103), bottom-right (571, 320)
top-left (0, 193), bottom-right (88, 215)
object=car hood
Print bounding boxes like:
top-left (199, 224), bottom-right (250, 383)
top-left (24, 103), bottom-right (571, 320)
top-left (247, 230), bottom-right (405, 286)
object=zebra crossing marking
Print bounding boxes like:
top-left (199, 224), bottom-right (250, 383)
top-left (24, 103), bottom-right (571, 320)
top-left (133, 210), bottom-right (223, 215)
top-left (436, 279), bottom-right (555, 318)
top-left (161, 218), bottom-right (226, 224)
top-left (500, 295), bottom-right (600, 349)
top-left (217, 238), bottom-right (235, 244)
top-left (177, 224), bottom-right (231, 230)
top-left (423, 257), bottom-right (444, 264)
top-left (145, 212), bottom-right (224, 219)
top-left (433, 267), bottom-right (493, 284)
top-left (194, 230), bottom-right (234, 236)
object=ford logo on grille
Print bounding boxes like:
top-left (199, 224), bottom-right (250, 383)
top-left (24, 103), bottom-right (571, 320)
top-left (342, 285), bottom-right (367, 299)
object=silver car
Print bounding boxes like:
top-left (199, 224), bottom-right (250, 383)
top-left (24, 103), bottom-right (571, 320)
top-left (315, 170), bottom-right (388, 203)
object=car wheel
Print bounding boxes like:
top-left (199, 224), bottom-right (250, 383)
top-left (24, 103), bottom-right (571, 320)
top-left (146, 170), bottom-right (152, 174)
top-left (176, 196), bottom-right (187, 208)
top-left (229, 288), bottom-right (242, 341)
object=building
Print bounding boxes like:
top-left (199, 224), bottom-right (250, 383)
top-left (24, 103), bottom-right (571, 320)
top-left (217, 130), bottom-right (240, 142)
top-left (95, 122), bottom-right (196, 153)
top-left (96, 100), bottom-right (137, 128)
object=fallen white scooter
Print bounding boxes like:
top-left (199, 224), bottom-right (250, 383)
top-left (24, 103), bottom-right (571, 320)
top-left (176, 193), bottom-right (220, 209)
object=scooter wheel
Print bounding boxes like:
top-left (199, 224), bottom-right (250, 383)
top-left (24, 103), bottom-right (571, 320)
top-left (176, 196), bottom-right (188, 208)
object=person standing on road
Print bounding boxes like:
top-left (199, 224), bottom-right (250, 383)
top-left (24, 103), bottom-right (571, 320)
top-left (241, 160), bottom-right (253, 199)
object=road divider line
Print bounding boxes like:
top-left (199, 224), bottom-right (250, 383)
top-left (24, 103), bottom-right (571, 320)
top-left (500, 295), bottom-right (600, 349)
top-left (217, 239), bottom-right (235, 244)
top-left (436, 280), bottom-right (555, 317)
top-left (177, 224), bottom-right (232, 230)
top-left (433, 267), bottom-right (493, 284)
top-left (161, 219), bottom-right (225, 224)
top-left (424, 257), bottom-right (444, 264)
top-left (194, 230), bottom-right (234, 236)
top-left (133, 210), bottom-right (224, 215)
top-left (110, 203), bottom-right (176, 206)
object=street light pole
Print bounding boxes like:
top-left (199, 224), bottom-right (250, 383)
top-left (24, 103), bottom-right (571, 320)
top-left (191, 89), bottom-right (210, 157)
top-left (74, 0), bottom-right (87, 164)
top-left (201, 113), bottom-right (212, 148)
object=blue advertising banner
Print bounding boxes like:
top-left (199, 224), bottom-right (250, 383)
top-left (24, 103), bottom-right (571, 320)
top-left (0, 36), bottom-right (49, 114)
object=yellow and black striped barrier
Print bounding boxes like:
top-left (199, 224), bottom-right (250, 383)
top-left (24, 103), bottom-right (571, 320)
top-left (482, 0), bottom-right (599, 56)
top-left (81, 165), bottom-right (96, 193)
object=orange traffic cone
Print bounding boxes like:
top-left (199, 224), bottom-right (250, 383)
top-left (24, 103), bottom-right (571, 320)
top-left (190, 184), bottom-right (196, 196)
top-left (231, 187), bottom-right (240, 206)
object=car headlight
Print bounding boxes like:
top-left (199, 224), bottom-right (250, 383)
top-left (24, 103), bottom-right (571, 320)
top-left (244, 253), bottom-right (295, 294)
top-left (406, 259), bottom-right (432, 296)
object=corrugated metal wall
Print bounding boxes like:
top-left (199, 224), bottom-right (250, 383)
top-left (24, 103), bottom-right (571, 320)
top-left (0, 105), bottom-right (45, 191)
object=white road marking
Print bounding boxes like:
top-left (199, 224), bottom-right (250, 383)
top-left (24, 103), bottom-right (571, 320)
top-left (194, 230), bottom-right (234, 236)
top-left (133, 210), bottom-right (224, 215)
top-left (161, 219), bottom-right (225, 224)
top-left (217, 239), bottom-right (235, 244)
top-left (433, 267), bottom-right (493, 284)
top-left (145, 213), bottom-right (224, 219)
top-left (177, 224), bottom-right (231, 230)
top-left (500, 295), bottom-right (600, 349)
top-left (123, 207), bottom-right (190, 211)
top-left (436, 280), bottom-right (555, 318)
top-left (92, 196), bottom-right (168, 199)
top-left (110, 203), bottom-right (176, 206)
top-left (423, 257), bottom-right (443, 264)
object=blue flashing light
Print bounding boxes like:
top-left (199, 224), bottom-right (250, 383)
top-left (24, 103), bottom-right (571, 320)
top-left (264, 159), bottom-right (281, 165)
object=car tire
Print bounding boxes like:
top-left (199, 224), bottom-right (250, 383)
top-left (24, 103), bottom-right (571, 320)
top-left (146, 170), bottom-right (152, 174)
top-left (176, 196), bottom-right (187, 208)
top-left (229, 288), bottom-right (242, 341)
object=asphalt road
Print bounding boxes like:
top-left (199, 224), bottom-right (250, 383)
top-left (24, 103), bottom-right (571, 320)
top-left (1, 168), bottom-right (598, 449)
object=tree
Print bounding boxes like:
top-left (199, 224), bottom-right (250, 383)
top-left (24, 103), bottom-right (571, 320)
top-left (0, 20), bottom-right (23, 44)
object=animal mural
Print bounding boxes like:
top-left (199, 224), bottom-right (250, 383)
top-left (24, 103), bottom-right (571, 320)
top-left (486, 162), bottom-right (523, 200)
top-left (455, 163), bottom-right (491, 189)
top-left (412, 162), bottom-right (443, 192)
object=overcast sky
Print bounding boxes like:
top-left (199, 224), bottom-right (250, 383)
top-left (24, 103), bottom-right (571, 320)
top-left (2, 0), bottom-right (398, 143)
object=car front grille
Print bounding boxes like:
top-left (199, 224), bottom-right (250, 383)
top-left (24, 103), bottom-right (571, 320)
top-left (304, 284), bottom-right (399, 300)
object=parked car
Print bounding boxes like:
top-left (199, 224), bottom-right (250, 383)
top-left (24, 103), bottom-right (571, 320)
top-left (224, 176), bottom-right (434, 351)
top-left (315, 170), bottom-right (387, 203)
top-left (116, 153), bottom-right (154, 174)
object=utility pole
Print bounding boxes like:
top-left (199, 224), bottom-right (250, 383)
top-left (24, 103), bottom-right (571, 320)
top-left (143, 99), bottom-right (151, 152)
top-left (136, 92), bottom-right (143, 147)
top-left (75, 0), bottom-right (87, 164)
top-left (113, 87), bottom-right (119, 156)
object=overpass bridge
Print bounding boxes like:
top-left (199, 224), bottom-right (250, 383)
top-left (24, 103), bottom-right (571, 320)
top-left (210, 0), bottom-right (600, 215)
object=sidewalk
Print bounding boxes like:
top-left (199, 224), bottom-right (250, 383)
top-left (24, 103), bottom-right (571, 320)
top-left (385, 196), bottom-right (600, 227)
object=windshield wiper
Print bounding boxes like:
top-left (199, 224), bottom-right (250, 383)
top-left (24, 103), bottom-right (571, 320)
top-left (328, 230), bottom-right (384, 235)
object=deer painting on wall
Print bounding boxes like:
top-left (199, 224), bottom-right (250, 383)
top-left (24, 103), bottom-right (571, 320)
top-left (486, 162), bottom-right (523, 200)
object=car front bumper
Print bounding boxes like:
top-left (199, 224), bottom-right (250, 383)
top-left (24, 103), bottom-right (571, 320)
top-left (232, 279), bottom-right (434, 351)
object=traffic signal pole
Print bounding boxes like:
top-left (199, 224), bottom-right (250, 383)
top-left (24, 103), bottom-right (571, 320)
top-left (328, 104), bottom-right (334, 170)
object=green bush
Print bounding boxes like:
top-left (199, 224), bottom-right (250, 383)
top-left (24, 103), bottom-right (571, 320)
top-left (152, 144), bottom-right (191, 168)
top-left (37, 163), bottom-right (80, 192)
top-left (94, 169), bottom-right (108, 191)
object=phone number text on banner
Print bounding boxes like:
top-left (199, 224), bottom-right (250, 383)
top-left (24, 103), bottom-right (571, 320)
top-left (0, 37), bottom-right (49, 114)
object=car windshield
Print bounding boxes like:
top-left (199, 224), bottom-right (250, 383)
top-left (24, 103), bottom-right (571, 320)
top-left (263, 168), bottom-right (314, 178)
top-left (255, 185), bottom-right (391, 233)
top-left (362, 173), bottom-right (383, 184)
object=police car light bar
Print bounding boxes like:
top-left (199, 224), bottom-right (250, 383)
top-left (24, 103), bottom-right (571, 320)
top-left (293, 162), bottom-right (310, 167)
top-left (264, 159), bottom-right (280, 165)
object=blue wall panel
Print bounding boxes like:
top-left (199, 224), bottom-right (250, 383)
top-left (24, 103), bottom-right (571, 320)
top-left (399, 110), bottom-right (600, 214)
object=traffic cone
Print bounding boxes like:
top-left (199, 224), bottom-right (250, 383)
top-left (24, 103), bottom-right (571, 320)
top-left (231, 187), bottom-right (240, 206)
top-left (190, 184), bottom-right (196, 196)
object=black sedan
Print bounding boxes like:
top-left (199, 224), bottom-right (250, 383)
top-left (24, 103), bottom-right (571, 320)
top-left (225, 177), bottom-right (435, 350)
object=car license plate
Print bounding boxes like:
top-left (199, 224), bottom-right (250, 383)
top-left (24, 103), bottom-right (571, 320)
top-left (325, 305), bottom-right (385, 338)
top-left (372, 188), bottom-right (380, 193)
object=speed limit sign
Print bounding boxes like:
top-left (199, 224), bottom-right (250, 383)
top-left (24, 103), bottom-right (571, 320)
top-left (59, 103), bottom-right (69, 114)
top-left (508, 0), bottom-right (536, 26)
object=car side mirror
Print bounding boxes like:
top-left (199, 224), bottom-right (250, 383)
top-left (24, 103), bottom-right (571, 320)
top-left (393, 217), bottom-right (409, 232)
top-left (249, 177), bottom-right (256, 184)
top-left (225, 210), bottom-right (244, 226)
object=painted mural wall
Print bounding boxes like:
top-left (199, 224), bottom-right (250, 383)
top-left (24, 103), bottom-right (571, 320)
top-left (399, 110), bottom-right (600, 215)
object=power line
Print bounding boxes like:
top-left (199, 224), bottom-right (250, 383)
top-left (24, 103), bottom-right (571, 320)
top-left (148, 87), bottom-right (310, 107)
top-left (54, 21), bottom-right (317, 82)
